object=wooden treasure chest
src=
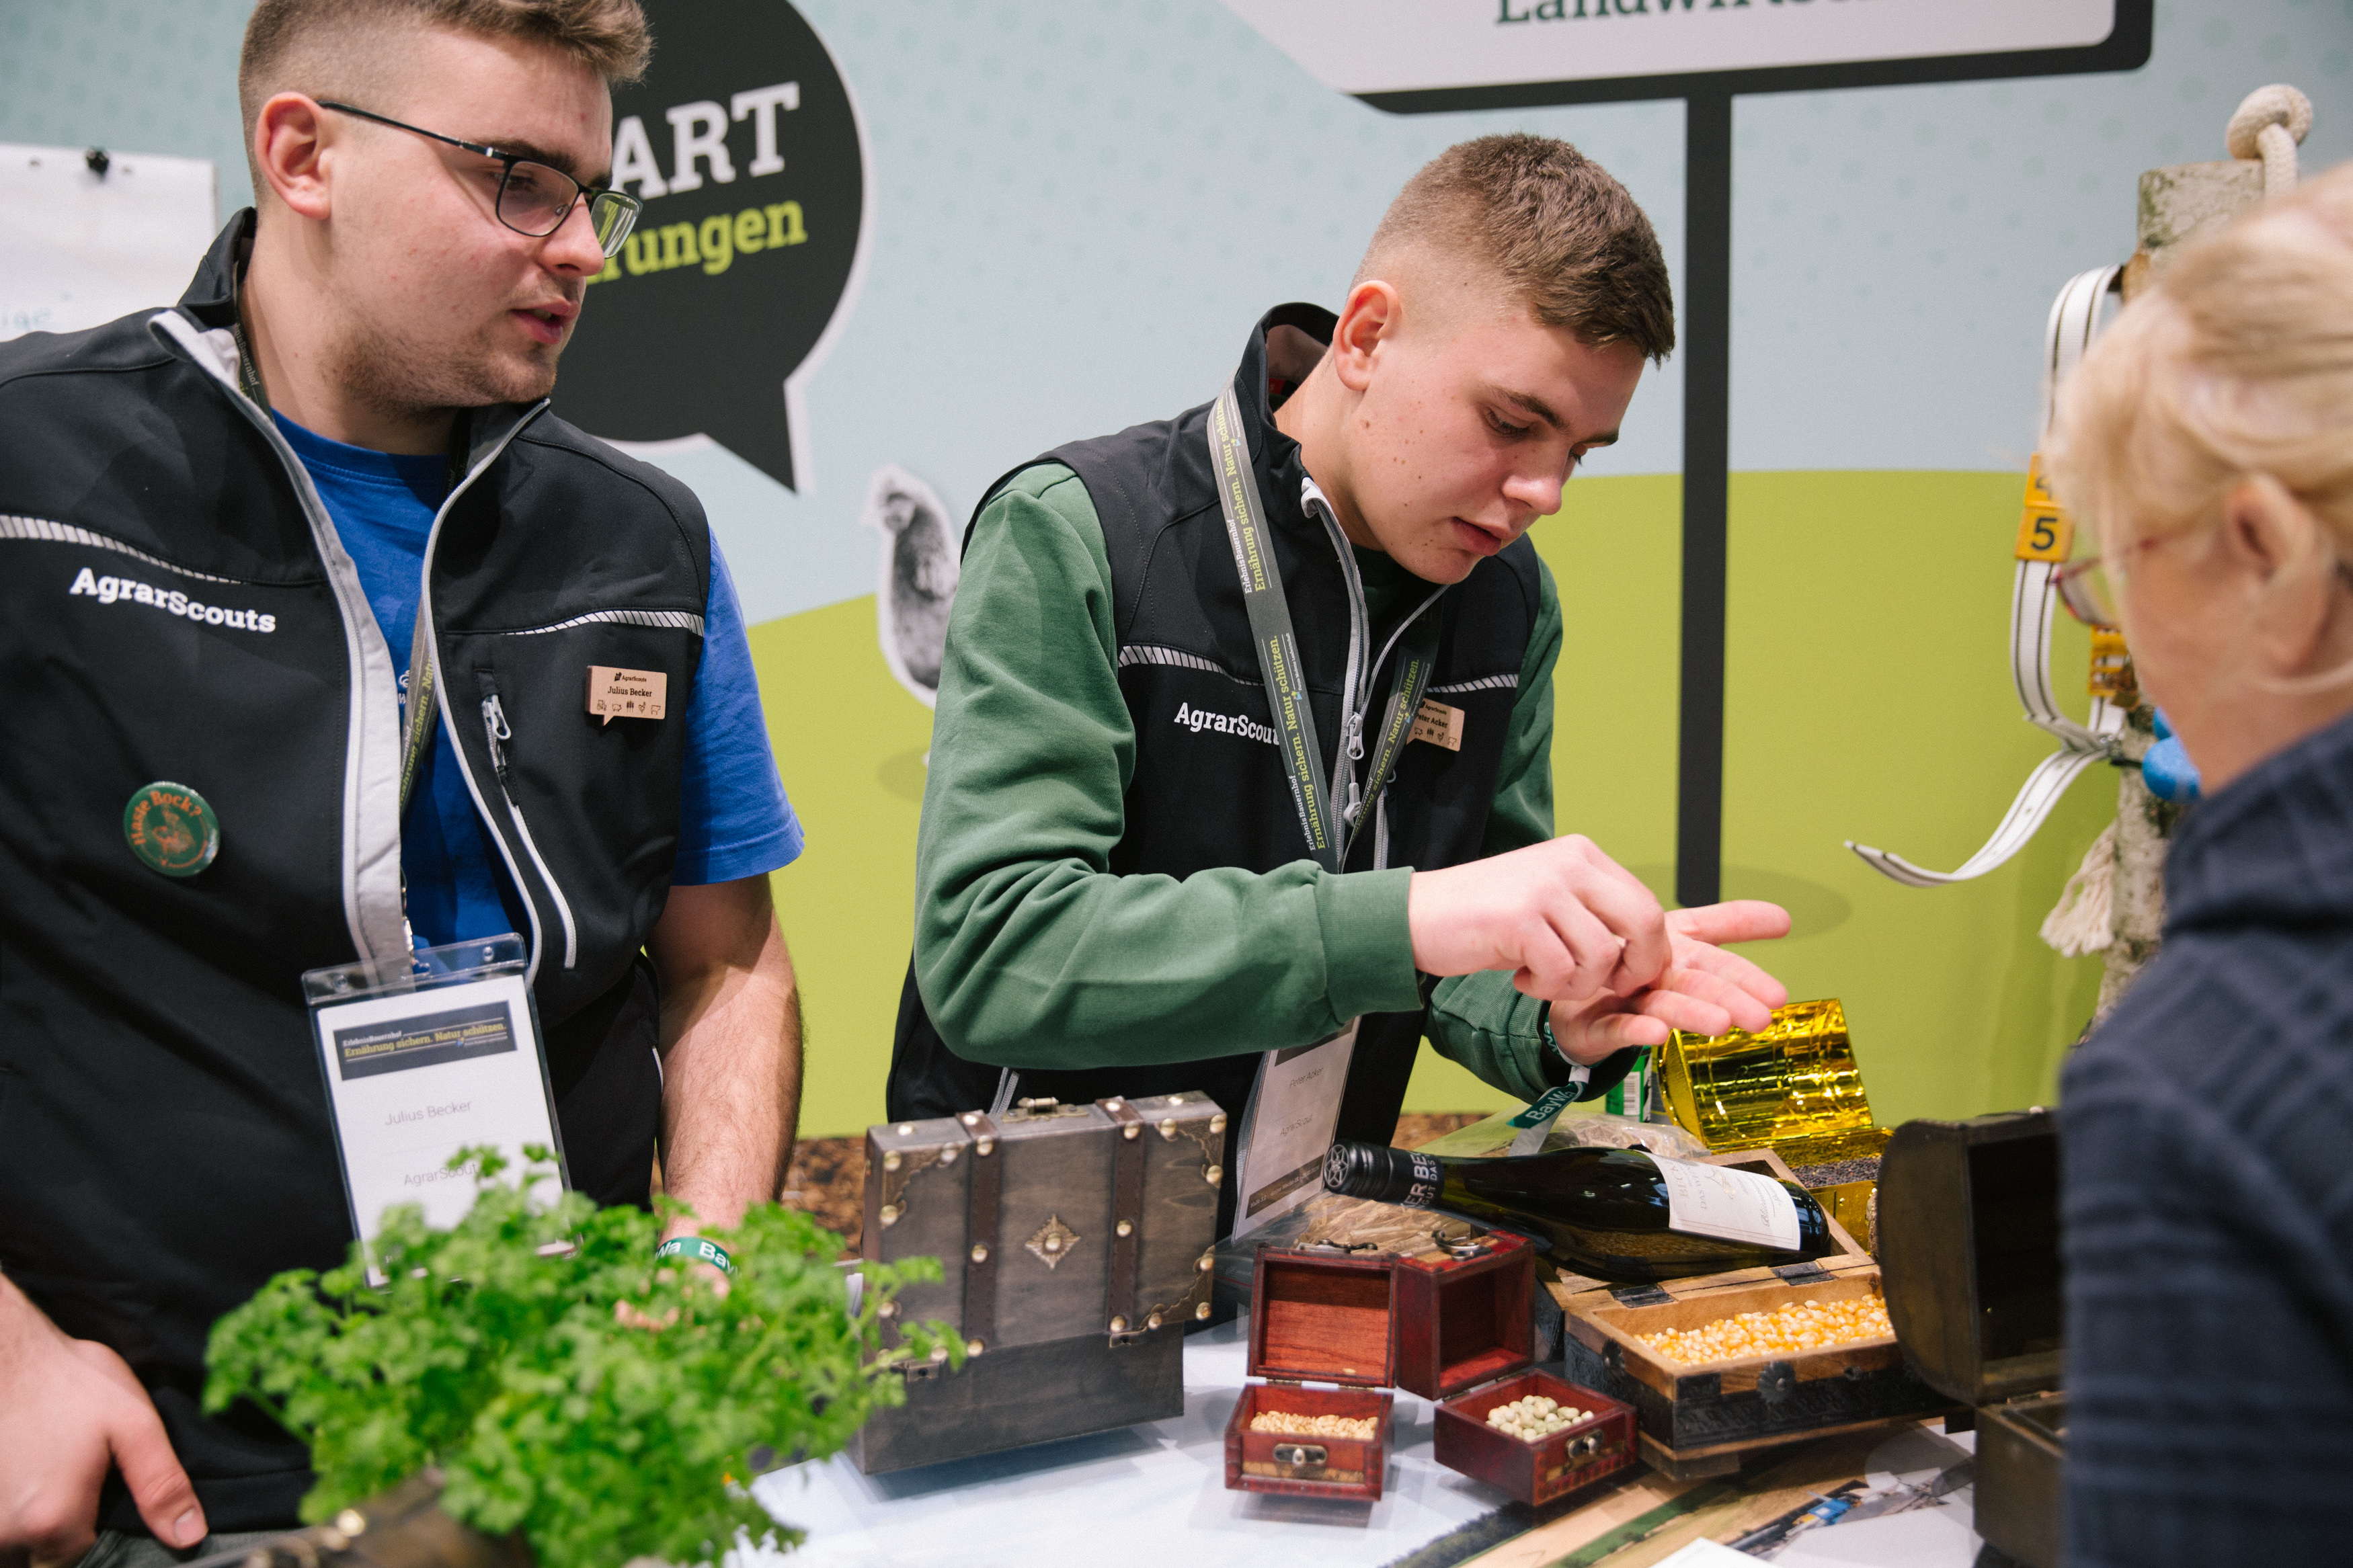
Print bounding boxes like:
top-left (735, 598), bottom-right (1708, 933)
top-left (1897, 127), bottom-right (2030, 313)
top-left (1877, 1109), bottom-right (2064, 1568)
top-left (1226, 1231), bottom-right (1639, 1506)
top-left (852, 1091), bottom-right (1225, 1474)
top-left (1556, 1147), bottom-right (1958, 1479)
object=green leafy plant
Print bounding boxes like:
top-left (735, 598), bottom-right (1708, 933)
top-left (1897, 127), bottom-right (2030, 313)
top-left (205, 1148), bottom-right (954, 1568)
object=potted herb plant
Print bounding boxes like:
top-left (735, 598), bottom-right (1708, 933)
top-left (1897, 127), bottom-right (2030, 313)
top-left (206, 1149), bottom-right (950, 1568)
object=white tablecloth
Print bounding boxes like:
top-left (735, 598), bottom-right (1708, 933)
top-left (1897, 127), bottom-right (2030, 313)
top-left (744, 1323), bottom-right (1992, 1568)
top-left (746, 1317), bottom-right (1510, 1568)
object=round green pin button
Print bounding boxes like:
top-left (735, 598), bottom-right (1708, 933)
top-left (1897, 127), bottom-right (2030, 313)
top-left (123, 781), bottom-right (219, 878)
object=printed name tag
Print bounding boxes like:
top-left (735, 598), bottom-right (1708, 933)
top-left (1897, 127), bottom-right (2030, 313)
top-left (302, 936), bottom-right (565, 1281)
top-left (1410, 697), bottom-right (1464, 751)
top-left (587, 665), bottom-right (668, 723)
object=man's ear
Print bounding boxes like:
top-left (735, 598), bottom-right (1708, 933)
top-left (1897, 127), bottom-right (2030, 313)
top-left (1329, 278), bottom-right (1399, 394)
top-left (253, 93), bottom-right (334, 221)
top-left (2228, 474), bottom-right (2342, 674)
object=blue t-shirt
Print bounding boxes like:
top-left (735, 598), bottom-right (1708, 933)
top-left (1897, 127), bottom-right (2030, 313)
top-left (274, 413), bottom-right (803, 950)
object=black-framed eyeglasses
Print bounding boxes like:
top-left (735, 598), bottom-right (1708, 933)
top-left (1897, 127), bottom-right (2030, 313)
top-left (315, 100), bottom-right (641, 257)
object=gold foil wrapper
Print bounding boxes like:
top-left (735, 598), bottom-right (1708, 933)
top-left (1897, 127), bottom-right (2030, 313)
top-left (1661, 998), bottom-right (1890, 1168)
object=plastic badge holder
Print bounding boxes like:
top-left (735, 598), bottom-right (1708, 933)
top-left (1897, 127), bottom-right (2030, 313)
top-left (302, 934), bottom-right (567, 1280)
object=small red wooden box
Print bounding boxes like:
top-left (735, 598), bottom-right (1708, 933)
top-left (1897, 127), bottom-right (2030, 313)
top-left (1224, 1238), bottom-right (1638, 1506)
top-left (1433, 1370), bottom-right (1638, 1506)
top-left (1225, 1249), bottom-right (1398, 1500)
top-left (1392, 1233), bottom-right (1536, 1400)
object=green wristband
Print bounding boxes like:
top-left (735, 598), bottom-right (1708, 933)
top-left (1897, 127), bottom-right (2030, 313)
top-left (655, 1235), bottom-right (735, 1275)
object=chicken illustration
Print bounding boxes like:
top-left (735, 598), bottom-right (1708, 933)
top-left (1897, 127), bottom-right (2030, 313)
top-left (861, 464), bottom-right (958, 708)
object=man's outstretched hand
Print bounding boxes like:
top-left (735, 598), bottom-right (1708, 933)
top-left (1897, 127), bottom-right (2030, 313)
top-left (1405, 834), bottom-right (1790, 1063)
top-left (0, 1275), bottom-right (204, 1568)
top-left (1547, 901), bottom-right (1792, 1063)
top-left (1408, 835), bottom-right (1676, 1004)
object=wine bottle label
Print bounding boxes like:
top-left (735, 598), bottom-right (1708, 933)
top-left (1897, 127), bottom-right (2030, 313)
top-left (1654, 1157), bottom-right (1802, 1251)
top-left (1403, 1151), bottom-right (1442, 1208)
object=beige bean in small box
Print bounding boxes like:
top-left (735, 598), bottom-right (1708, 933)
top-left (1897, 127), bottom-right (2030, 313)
top-left (1486, 1393), bottom-right (1592, 1442)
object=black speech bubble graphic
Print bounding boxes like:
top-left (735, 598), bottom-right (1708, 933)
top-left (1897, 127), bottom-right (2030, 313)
top-left (552, 1), bottom-right (864, 492)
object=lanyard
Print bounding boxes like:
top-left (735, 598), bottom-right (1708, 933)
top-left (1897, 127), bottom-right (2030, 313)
top-left (1206, 379), bottom-right (1440, 874)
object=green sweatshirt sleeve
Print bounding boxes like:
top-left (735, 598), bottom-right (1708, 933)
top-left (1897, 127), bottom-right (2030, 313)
top-left (912, 465), bottom-right (1425, 1070)
top-left (1422, 557), bottom-right (1579, 1103)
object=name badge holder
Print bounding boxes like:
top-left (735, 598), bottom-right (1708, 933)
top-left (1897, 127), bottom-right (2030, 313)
top-left (1205, 376), bottom-right (1440, 1237)
top-left (303, 934), bottom-right (568, 1282)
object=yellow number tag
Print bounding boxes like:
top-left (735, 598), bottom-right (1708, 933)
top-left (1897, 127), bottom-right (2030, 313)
top-left (2022, 454), bottom-right (2058, 510)
top-left (2016, 456), bottom-right (2073, 562)
top-left (2016, 505), bottom-right (2074, 562)
top-left (2089, 627), bottom-right (2137, 702)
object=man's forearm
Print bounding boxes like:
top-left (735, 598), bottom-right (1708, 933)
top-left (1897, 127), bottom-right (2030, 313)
top-left (657, 978), bottom-right (799, 1236)
top-left (650, 880), bottom-right (803, 1237)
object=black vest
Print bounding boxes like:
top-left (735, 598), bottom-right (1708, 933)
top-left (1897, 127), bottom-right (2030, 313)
top-left (0, 214), bottom-right (709, 1528)
top-left (890, 306), bottom-right (1542, 1231)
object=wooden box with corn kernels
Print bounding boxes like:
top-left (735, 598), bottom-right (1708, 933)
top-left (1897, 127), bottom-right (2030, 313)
top-left (1556, 1148), bottom-right (1959, 1481)
top-left (851, 1091), bottom-right (1226, 1475)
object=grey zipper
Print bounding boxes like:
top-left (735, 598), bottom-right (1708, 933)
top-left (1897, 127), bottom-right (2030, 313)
top-left (1303, 479), bottom-right (1371, 831)
top-left (410, 412), bottom-right (568, 985)
top-left (479, 690), bottom-right (580, 973)
top-left (1299, 477), bottom-right (1447, 844)
top-left (148, 312), bottom-right (406, 961)
top-left (148, 307), bottom-right (564, 979)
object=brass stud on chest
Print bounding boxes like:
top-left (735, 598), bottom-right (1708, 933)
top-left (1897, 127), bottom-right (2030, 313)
top-left (883, 1151), bottom-right (902, 1172)
top-left (1026, 1214), bottom-right (1080, 1268)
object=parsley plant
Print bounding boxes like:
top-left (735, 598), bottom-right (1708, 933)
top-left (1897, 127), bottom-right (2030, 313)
top-left (204, 1149), bottom-right (952, 1568)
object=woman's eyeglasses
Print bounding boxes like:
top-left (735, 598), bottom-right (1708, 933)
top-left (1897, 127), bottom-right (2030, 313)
top-left (2050, 555), bottom-right (2126, 630)
top-left (315, 100), bottom-right (641, 257)
top-left (2052, 527), bottom-right (2353, 630)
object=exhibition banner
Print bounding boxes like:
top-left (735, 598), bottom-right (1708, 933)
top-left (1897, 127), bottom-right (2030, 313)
top-left (1224, 0), bottom-right (2125, 97)
top-left (552, 1), bottom-right (868, 491)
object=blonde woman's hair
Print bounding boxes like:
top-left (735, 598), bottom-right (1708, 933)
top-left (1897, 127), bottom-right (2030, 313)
top-left (2046, 161), bottom-right (2353, 566)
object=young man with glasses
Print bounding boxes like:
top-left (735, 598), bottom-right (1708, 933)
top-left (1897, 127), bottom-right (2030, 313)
top-left (0, 3), bottom-right (805, 1564)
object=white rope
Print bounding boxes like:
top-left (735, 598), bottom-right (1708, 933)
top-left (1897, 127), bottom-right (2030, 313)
top-left (2039, 821), bottom-right (2118, 956)
top-left (2227, 85), bottom-right (2311, 199)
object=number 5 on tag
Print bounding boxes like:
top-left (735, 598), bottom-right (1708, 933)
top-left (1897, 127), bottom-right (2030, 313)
top-left (587, 665), bottom-right (668, 724)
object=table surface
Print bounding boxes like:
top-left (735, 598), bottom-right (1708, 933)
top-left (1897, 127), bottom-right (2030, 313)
top-left (747, 1320), bottom-right (1991, 1568)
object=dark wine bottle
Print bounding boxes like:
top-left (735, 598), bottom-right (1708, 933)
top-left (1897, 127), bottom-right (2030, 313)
top-left (1322, 1140), bottom-right (1839, 1284)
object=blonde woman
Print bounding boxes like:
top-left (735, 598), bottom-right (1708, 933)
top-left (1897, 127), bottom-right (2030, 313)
top-left (2046, 163), bottom-right (2353, 1566)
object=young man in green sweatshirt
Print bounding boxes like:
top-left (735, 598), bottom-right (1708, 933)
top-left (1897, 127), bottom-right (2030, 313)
top-left (887, 134), bottom-right (1790, 1237)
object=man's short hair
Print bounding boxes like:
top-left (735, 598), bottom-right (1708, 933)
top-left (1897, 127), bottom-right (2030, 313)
top-left (1361, 133), bottom-right (1675, 363)
top-left (239, 0), bottom-right (651, 185)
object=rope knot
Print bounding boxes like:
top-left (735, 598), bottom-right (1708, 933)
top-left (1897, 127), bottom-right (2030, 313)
top-left (2227, 85), bottom-right (2313, 197)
